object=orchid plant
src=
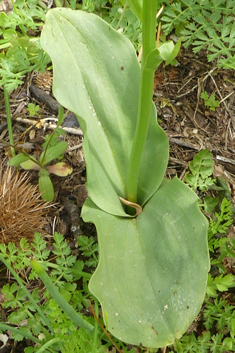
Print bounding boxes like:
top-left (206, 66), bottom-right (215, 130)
top-left (35, 0), bottom-right (210, 349)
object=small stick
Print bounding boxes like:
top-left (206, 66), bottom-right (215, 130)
top-left (156, 22), bottom-right (161, 49)
top-left (15, 117), bottom-right (83, 136)
top-left (67, 143), bottom-right (83, 152)
top-left (216, 155), bottom-right (235, 166)
top-left (168, 137), bottom-right (199, 150)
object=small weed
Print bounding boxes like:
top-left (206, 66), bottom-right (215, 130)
top-left (208, 198), bottom-right (233, 243)
top-left (184, 149), bottom-right (216, 192)
top-left (27, 102), bottom-right (41, 118)
top-left (201, 91), bottom-right (220, 111)
top-left (77, 235), bottom-right (99, 268)
top-left (207, 273), bottom-right (235, 297)
top-left (8, 107), bottom-right (72, 202)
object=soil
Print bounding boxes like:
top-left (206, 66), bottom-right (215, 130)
top-left (0, 46), bottom-right (235, 352)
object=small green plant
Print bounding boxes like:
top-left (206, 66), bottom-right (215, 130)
top-left (208, 197), bottom-right (234, 273)
top-left (8, 107), bottom-right (72, 201)
top-left (204, 298), bottom-right (235, 339)
top-left (207, 273), bottom-right (235, 297)
top-left (77, 235), bottom-right (99, 268)
top-left (201, 91), bottom-right (220, 111)
top-left (160, 0), bottom-right (235, 69)
top-left (208, 198), bottom-right (233, 242)
top-left (27, 102), bottom-right (41, 117)
top-left (184, 150), bottom-right (234, 213)
top-left (184, 149), bottom-right (216, 192)
top-left (40, 0), bottom-right (210, 349)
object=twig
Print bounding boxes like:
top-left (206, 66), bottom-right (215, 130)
top-left (67, 143), bottom-right (83, 152)
top-left (15, 117), bottom-right (83, 136)
top-left (216, 155), bottom-right (235, 166)
top-left (177, 67), bottom-right (217, 99)
top-left (29, 84), bottom-right (60, 113)
top-left (169, 137), bottom-right (199, 150)
top-left (168, 156), bottom-right (188, 167)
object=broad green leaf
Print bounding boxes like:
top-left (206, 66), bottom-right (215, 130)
top-left (39, 169), bottom-right (54, 202)
top-left (41, 9), bottom-right (168, 216)
top-left (40, 141), bottom-right (68, 166)
top-left (83, 178), bottom-right (209, 348)
top-left (8, 153), bottom-right (31, 166)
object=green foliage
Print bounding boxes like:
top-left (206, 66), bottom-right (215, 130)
top-left (171, 331), bottom-right (235, 353)
top-left (201, 91), bottom-right (220, 111)
top-left (184, 149), bottom-right (216, 192)
top-left (208, 198), bottom-right (233, 253)
top-left (103, 3), bottom-right (142, 51)
top-left (204, 298), bottom-right (235, 338)
top-left (161, 0), bottom-right (235, 69)
top-left (0, 232), bottom-right (78, 282)
top-left (171, 298), bottom-right (235, 352)
top-left (61, 329), bottom-right (104, 353)
top-left (0, 0), bottom-right (50, 91)
top-left (77, 235), bottom-right (99, 268)
top-left (0, 233), bottom-right (101, 352)
top-left (207, 273), bottom-right (235, 297)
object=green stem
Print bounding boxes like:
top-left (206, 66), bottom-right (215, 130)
top-left (4, 88), bottom-right (15, 158)
top-left (126, 0), bottom-right (157, 203)
top-left (0, 323), bottom-right (41, 344)
top-left (35, 337), bottom-right (61, 353)
top-left (31, 259), bottom-right (94, 333)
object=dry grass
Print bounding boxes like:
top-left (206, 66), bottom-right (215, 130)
top-left (0, 166), bottom-right (52, 245)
